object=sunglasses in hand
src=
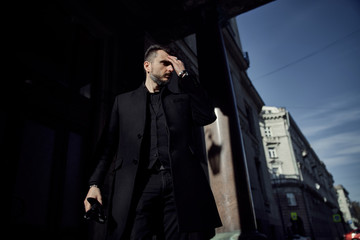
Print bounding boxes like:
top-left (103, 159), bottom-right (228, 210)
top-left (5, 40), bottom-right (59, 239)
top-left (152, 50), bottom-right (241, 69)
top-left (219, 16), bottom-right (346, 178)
top-left (84, 197), bottom-right (107, 224)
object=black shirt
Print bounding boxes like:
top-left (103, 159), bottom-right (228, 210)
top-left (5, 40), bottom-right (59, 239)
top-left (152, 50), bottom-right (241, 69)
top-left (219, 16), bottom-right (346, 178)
top-left (147, 89), bottom-right (170, 170)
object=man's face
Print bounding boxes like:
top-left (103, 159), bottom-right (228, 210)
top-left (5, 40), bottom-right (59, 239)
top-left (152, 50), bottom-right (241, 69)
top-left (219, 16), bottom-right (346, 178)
top-left (147, 50), bottom-right (174, 85)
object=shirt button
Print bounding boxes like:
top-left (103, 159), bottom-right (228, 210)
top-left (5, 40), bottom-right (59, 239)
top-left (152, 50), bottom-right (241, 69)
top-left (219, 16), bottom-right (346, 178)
top-left (132, 159), bottom-right (138, 165)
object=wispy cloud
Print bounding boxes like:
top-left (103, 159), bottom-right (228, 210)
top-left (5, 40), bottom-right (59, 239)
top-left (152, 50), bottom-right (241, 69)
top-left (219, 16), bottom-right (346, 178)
top-left (290, 94), bottom-right (360, 172)
top-left (310, 131), bottom-right (360, 167)
top-left (298, 95), bottom-right (360, 138)
top-left (324, 156), bottom-right (359, 167)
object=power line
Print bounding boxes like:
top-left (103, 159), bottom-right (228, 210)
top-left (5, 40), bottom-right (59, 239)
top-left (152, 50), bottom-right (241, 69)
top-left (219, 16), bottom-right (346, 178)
top-left (280, 105), bottom-right (360, 111)
top-left (252, 28), bottom-right (360, 81)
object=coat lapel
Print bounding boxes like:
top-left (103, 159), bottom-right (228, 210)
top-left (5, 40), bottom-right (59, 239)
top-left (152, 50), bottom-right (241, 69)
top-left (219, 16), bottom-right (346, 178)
top-left (130, 84), bottom-right (148, 132)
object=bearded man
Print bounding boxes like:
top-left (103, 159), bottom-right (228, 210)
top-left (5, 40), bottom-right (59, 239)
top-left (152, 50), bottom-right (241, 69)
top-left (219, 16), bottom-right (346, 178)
top-left (84, 44), bottom-right (222, 240)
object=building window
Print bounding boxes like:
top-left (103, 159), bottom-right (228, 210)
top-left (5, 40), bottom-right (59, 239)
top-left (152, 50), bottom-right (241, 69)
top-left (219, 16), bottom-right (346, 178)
top-left (264, 126), bottom-right (272, 137)
top-left (255, 158), bottom-right (269, 202)
top-left (245, 102), bottom-right (256, 136)
top-left (286, 193), bottom-right (297, 206)
top-left (271, 164), bottom-right (282, 178)
top-left (268, 147), bottom-right (277, 158)
top-left (271, 167), bottom-right (279, 178)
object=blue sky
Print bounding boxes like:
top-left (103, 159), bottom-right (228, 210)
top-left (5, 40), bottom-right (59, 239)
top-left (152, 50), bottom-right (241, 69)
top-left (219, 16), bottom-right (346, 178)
top-left (236, 0), bottom-right (360, 202)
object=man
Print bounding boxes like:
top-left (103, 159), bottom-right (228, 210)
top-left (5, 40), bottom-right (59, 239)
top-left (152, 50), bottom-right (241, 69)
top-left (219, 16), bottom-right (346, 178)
top-left (84, 45), bottom-right (222, 240)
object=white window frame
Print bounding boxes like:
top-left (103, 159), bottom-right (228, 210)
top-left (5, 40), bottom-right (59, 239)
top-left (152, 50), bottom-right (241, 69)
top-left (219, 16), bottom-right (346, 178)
top-left (264, 126), bottom-right (272, 137)
top-left (286, 193), bottom-right (297, 206)
top-left (268, 147), bottom-right (277, 158)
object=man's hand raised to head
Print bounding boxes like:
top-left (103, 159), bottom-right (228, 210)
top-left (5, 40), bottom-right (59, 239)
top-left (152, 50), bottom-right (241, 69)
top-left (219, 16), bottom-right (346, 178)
top-left (167, 55), bottom-right (185, 76)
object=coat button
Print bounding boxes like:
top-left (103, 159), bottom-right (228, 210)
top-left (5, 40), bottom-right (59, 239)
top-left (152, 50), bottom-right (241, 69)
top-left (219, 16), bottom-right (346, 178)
top-left (137, 134), bottom-right (142, 139)
top-left (132, 159), bottom-right (138, 165)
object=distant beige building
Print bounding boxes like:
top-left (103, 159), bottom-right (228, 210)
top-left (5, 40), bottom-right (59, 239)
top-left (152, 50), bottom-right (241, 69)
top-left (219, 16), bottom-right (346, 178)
top-left (335, 184), bottom-right (358, 230)
top-left (259, 106), bottom-right (345, 240)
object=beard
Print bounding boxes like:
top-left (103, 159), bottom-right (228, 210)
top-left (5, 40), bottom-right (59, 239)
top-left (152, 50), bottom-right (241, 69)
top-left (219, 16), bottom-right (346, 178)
top-left (150, 72), bottom-right (171, 86)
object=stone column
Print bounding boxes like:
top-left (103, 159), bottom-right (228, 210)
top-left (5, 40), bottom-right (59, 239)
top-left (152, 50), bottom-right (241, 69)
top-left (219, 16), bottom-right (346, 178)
top-left (205, 108), bottom-right (241, 238)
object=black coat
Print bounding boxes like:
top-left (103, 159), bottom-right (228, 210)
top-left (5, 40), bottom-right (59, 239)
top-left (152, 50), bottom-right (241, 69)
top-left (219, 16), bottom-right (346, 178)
top-left (89, 75), bottom-right (222, 239)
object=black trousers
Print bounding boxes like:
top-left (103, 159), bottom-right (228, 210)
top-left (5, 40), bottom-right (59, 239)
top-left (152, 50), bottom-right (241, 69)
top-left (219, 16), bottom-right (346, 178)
top-left (129, 170), bottom-right (211, 240)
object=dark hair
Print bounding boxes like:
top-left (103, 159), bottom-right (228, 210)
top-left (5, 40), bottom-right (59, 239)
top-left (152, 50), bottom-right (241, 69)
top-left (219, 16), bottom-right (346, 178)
top-left (144, 44), bottom-right (170, 62)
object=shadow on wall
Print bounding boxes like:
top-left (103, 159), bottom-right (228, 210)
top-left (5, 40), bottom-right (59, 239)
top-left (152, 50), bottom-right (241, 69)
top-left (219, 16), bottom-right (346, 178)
top-left (206, 129), bottom-right (222, 175)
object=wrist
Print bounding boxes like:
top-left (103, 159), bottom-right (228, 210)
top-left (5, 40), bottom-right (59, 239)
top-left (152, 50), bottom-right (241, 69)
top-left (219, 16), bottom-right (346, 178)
top-left (89, 184), bottom-right (99, 189)
top-left (178, 70), bottom-right (189, 78)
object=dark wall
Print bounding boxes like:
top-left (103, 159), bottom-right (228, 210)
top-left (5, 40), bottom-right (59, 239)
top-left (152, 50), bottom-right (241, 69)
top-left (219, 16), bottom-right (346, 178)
top-left (4, 2), bottom-right (145, 239)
